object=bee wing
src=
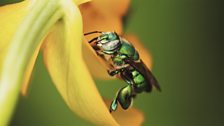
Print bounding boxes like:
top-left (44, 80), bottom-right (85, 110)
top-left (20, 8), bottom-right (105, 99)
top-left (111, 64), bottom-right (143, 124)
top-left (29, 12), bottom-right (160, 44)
top-left (123, 58), bottom-right (161, 92)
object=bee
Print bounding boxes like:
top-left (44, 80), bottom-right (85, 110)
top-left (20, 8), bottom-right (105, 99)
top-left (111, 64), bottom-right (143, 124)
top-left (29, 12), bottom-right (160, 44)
top-left (84, 31), bottom-right (161, 112)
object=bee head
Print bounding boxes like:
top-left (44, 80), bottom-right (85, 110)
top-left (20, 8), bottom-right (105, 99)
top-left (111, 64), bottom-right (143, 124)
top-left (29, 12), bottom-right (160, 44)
top-left (97, 32), bottom-right (121, 52)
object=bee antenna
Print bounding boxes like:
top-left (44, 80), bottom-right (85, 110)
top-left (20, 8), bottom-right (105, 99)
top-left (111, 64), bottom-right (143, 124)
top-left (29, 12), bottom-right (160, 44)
top-left (84, 31), bottom-right (102, 36)
top-left (88, 37), bottom-right (98, 43)
top-left (88, 37), bottom-right (105, 44)
top-left (95, 39), bottom-right (104, 44)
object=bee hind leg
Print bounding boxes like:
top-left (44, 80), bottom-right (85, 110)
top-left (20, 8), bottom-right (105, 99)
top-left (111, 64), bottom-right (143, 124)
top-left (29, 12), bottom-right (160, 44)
top-left (117, 85), bottom-right (133, 110)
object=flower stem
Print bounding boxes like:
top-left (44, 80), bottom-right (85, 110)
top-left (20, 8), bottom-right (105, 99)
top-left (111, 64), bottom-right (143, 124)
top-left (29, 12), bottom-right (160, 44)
top-left (0, 0), bottom-right (63, 125)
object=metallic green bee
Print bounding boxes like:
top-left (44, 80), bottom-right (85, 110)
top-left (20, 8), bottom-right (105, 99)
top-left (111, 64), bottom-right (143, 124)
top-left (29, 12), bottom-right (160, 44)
top-left (85, 31), bottom-right (161, 112)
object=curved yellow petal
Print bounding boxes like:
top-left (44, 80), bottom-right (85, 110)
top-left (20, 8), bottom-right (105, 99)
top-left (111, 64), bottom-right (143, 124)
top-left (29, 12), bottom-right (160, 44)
top-left (0, 1), bottom-right (29, 74)
top-left (43, 2), bottom-right (120, 126)
top-left (0, 0), bottom-right (63, 125)
top-left (124, 34), bottom-right (153, 69)
top-left (0, 1), bottom-right (43, 96)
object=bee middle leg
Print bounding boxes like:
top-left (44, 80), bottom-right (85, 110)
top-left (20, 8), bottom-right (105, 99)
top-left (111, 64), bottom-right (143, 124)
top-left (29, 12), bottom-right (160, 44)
top-left (120, 69), bottom-right (134, 85)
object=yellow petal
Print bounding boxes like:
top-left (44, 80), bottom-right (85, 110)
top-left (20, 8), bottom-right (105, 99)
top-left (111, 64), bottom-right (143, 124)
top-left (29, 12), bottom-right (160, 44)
top-left (104, 100), bottom-right (144, 126)
top-left (0, 0), bottom-right (64, 125)
top-left (124, 34), bottom-right (153, 69)
top-left (42, 3), bottom-right (120, 125)
top-left (0, 1), bottom-right (29, 74)
top-left (0, 0), bottom-right (36, 97)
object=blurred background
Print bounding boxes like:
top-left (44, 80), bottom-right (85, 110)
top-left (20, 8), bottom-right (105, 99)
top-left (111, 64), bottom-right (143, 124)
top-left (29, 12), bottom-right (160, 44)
top-left (1, 0), bottom-right (223, 126)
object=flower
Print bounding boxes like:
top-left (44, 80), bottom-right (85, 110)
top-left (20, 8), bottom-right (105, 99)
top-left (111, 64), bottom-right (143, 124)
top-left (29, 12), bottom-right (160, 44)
top-left (0, 0), bottom-right (153, 126)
